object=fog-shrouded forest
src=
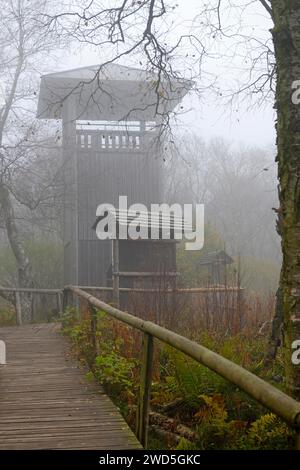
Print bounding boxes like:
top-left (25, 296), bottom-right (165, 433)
top-left (0, 133), bottom-right (280, 291)
top-left (0, 0), bottom-right (300, 455)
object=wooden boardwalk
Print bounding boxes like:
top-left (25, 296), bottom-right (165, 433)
top-left (0, 323), bottom-right (141, 450)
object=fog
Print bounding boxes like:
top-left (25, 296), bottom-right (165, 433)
top-left (2, 0), bottom-right (300, 455)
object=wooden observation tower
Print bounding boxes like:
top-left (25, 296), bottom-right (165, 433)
top-left (37, 64), bottom-right (191, 290)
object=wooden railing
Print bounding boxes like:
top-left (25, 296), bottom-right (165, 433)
top-left (64, 285), bottom-right (300, 450)
top-left (0, 285), bottom-right (242, 326)
top-left (0, 287), bottom-right (63, 325)
top-left (76, 129), bottom-right (152, 152)
top-left (1, 285), bottom-right (299, 449)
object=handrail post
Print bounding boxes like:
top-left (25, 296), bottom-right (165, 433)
top-left (62, 288), bottom-right (68, 312)
top-left (89, 302), bottom-right (98, 357)
top-left (136, 333), bottom-right (153, 448)
top-left (0, 339), bottom-right (6, 365)
top-left (57, 292), bottom-right (63, 317)
top-left (112, 239), bottom-right (120, 307)
top-left (15, 291), bottom-right (22, 326)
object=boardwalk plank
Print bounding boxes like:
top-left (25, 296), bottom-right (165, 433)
top-left (0, 323), bottom-right (141, 450)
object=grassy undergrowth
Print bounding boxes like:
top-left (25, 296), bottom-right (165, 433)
top-left (62, 306), bottom-right (296, 450)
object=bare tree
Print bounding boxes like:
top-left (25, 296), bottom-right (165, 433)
top-left (165, 135), bottom-right (280, 263)
top-left (0, 0), bottom-right (62, 317)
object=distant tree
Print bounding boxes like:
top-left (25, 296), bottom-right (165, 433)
top-left (165, 135), bottom-right (279, 263)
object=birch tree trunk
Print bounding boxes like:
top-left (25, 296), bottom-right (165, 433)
top-left (0, 0), bottom-right (35, 322)
top-left (271, 0), bottom-right (300, 399)
top-left (0, 183), bottom-right (33, 322)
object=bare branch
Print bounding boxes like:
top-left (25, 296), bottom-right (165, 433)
top-left (259, 0), bottom-right (274, 20)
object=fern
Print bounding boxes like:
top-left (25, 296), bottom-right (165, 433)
top-left (169, 349), bottom-right (234, 408)
top-left (175, 437), bottom-right (198, 450)
top-left (247, 413), bottom-right (295, 450)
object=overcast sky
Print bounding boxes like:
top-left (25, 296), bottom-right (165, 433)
top-left (45, 0), bottom-right (275, 148)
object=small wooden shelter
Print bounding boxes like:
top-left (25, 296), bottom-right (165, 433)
top-left (199, 250), bottom-right (234, 284)
top-left (92, 208), bottom-right (192, 304)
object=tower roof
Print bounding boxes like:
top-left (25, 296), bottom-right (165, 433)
top-left (37, 63), bottom-right (193, 121)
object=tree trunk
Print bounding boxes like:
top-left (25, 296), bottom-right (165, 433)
top-left (0, 183), bottom-right (33, 322)
top-left (271, 0), bottom-right (300, 399)
top-left (265, 285), bottom-right (283, 365)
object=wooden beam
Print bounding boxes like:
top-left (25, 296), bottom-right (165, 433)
top-left (136, 333), bottom-right (153, 448)
top-left (0, 339), bottom-right (6, 365)
top-left (68, 285), bottom-right (244, 293)
top-left (15, 291), bottom-right (22, 326)
top-left (112, 240), bottom-right (120, 307)
top-left (57, 292), bottom-right (63, 317)
top-left (89, 303), bottom-right (98, 357)
top-left (115, 271), bottom-right (179, 277)
top-left (0, 288), bottom-right (61, 294)
top-left (62, 94), bottom-right (78, 288)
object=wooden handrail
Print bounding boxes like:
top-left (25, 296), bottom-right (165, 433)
top-left (66, 285), bottom-right (300, 450)
top-left (0, 287), bottom-right (62, 294)
top-left (70, 285), bottom-right (244, 293)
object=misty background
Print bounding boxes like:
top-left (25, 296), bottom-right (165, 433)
top-left (0, 0), bottom-right (280, 296)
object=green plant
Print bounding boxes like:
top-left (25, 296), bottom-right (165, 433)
top-left (175, 438), bottom-right (198, 450)
top-left (247, 413), bottom-right (295, 450)
top-left (63, 305), bottom-right (294, 450)
top-left (167, 349), bottom-right (235, 408)
top-left (61, 306), bottom-right (78, 331)
top-left (64, 309), bottom-right (139, 414)
top-left (0, 307), bottom-right (15, 326)
top-left (193, 394), bottom-right (247, 450)
top-left (93, 350), bottom-right (136, 398)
